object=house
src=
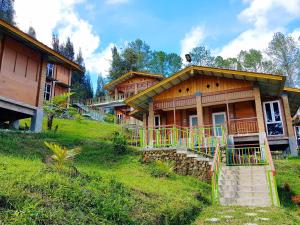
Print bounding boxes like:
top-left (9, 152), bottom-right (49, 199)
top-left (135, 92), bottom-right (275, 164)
top-left (0, 19), bottom-right (82, 132)
top-left (125, 66), bottom-right (300, 157)
top-left (90, 71), bottom-right (164, 124)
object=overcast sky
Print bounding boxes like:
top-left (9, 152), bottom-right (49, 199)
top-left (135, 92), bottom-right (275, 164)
top-left (14, 0), bottom-right (300, 88)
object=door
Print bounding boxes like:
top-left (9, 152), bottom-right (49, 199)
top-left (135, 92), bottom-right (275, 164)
top-left (212, 112), bottom-right (226, 137)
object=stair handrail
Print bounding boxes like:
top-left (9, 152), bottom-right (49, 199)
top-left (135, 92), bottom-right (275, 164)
top-left (264, 138), bottom-right (276, 176)
top-left (210, 142), bottom-right (221, 204)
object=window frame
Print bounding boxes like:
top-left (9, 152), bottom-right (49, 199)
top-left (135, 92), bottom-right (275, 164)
top-left (263, 100), bottom-right (285, 136)
top-left (46, 63), bottom-right (54, 78)
top-left (154, 115), bottom-right (161, 128)
top-left (44, 82), bottom-right (52, 101)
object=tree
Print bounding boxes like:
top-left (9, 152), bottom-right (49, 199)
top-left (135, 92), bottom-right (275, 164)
top-left (149, 51), bottom-right (182, 77)
top-left (60, 37), bottom-right (75, 61)
top-left (108, 46), bottom-right (125, 81)
top-left (43, 92), bottom-right (73, 130)
top-left (0, 0), bottom-right (15, 25)
top-left (189, 46), bottom-right (215, 66)
top-left (213, 56), bottom-right (239, 70)
top-left (27, 26), bottom-right (36, 38)
top-left (52, 33), bottom-right (60, 52)
top-left (267, 32), bottom-right (300, 87)
top-left (127, 39), bottom-right (151, 70)
top-left (83, 73), bottom-right (94, 99)
top-left (95, 75), bottom-right (106, 97)
top-left (122, 47), bottom-right (138, 72)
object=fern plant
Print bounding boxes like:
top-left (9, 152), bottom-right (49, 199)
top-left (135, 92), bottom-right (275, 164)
top-left (44, 142), bottom-right (81, 170)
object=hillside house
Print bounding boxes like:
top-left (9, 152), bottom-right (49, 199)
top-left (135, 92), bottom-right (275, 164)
top-left (89, 71), bottom-right (164, 124)
top-left (0, 19), bottom-right (82, 132)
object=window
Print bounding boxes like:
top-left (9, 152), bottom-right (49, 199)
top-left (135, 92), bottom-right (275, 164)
top-left (154, 115), bottom-right (160, 128)
top-left (44, 83), bottom-right (52, 101)
top-left (263, 100), bottom-right (284, 136)
top-left (295, 126), bottom-right (300, 146)
top-left (46, 64), bottom-right (54, 78)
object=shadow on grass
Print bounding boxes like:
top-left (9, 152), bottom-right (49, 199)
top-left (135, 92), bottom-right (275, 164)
top-left (277, 186), bottom-right (299, 210)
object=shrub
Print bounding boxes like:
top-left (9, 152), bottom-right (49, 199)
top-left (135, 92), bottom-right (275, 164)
top-left (104, 113), bottom-right (115, 123)
top-left (44, 142), bottom-right (81, 170)
top-left (150, 160), bottom-right (174, 178)
top-left (112, 132), bottom-right (128, 154)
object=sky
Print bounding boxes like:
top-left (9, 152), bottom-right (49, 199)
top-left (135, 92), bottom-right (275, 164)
top-left (14, 0), bottom-right (300, 90)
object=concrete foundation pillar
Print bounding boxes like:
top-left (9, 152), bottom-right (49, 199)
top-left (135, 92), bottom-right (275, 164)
top-left (30, 108), bottom-right (43, 132)
top-left (288, 136), bottom-right (298, 156)
top-left (9, 120), bottom-right (20, 130)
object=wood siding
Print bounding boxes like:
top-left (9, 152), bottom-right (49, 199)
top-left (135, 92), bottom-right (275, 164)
top-left (0, 36), bottom-right (41, 106)
top-left (55, 64), bottom-right (70, 85)
top-left (154, 75), bottom-right (253, 101)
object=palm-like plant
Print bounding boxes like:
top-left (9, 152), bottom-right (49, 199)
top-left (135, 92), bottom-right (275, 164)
top-left (44, 142), bottom-right (81, 170)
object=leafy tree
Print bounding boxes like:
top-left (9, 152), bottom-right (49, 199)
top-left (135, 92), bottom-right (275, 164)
top-left (0, 0), bottom-right (15, 25)
top-left (267, 32), bottom-right (300, 86)
top-left (95, 75), bottom-right (106, 97)
top-left (122, 47), bottom-right (138, 72)
top-left (149, 51), bottom-right (182, 76)
top-left (189, 46), bottom-right (215, 66)
top-left (127, 39), bottom-right (151, 70)
top-left (213, 56), bottom-right (239, 70)
top-left (27, 26), bottom-right (36, 38)
top-left (43, 92), bottom-right (73, 130)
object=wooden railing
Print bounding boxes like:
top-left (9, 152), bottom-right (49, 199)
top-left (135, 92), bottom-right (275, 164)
top-left (154, 96), bottom-right (196, 110)
top-left (211, 142), bottom-right (221, 204)
top-left (228, 117), bottom-right (258, 135)
top-left (226, 146), bottom-right (267, 166)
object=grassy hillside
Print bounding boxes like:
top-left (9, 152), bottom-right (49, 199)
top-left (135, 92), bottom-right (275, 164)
top-left (0, 119), bottom-right (210, 225)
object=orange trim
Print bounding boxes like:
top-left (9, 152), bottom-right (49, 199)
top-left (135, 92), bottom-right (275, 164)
top-left (0, 19), bottom-right (82, 71)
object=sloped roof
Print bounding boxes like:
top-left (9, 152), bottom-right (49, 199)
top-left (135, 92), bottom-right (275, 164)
top-left (104, 71), bottom-right (164, 91)
top-left (284, 87), bottom-right (300, 116)
top-left (125, 66), bottom-right (286, 112)
top-left (0, 19), bottom-right (82, 71)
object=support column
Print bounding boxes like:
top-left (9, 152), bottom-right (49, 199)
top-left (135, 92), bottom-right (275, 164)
top-left (148, 100), bottom-right (154, 147)
top-left (114, 88), bottom-right (118, 100)
top-left (282, 93), bottom-right (298, 156)
top-left (143, 113), bottom-right (147, 147)
top-left (254, 86), bottom-right (266, 144)
top-left (30, 108), bottom-right (43, 132)
top-left (195, 92), bottom-right (203, 126)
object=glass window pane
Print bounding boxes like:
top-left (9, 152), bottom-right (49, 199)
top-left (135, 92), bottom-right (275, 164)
top-left (265, 103), bottom-right (272, 122)
top-left (267, 122), bottom-right (283, 135)
top-left (273, 102), bottom-right (281, 122)
top-left (214, 114), bottom-right (225, 125)
top-left (191, 117), bottom-right (198, 127)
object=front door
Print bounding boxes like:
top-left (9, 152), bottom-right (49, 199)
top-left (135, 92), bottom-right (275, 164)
top-left (212, 112), bottom-right (226, 137)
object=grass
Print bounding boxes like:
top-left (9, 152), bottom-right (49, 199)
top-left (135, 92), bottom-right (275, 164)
top-left (1, 118), bottom-right (300, 224)
top-left (0, 118), bottom-right (210, 225)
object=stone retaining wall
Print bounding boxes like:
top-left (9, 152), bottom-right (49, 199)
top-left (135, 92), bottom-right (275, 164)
top-left (142, 149), bottom-right (211, 181)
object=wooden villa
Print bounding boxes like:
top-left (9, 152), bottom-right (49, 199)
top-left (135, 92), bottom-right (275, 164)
top-left (0, 19), bottom-right (82, 131)
top-left (89, 71), bottom-right (164, 124)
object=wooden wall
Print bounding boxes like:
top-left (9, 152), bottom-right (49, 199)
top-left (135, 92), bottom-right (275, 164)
top-left (55, 64), bottom-right (70, 85)
top-left (54, 85), bottom-right (68, 96)
top-left (0, 36), bottom-right (41, 106)
top-left (154, 75), bottom-right (253, 101)
top-left (119, 76), bottom-right (158, 86)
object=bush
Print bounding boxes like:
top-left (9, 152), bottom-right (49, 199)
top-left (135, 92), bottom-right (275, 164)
top-left (150, 160), bottom-right (174, 178)
top-left (104, 114), bottom-right (115, 123)
top-left (112, 132), bottom-right (128, 154)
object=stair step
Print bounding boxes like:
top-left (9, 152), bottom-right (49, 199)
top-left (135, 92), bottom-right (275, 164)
top-left (219, 191), bottom-right (269, 198)
top-left (219, 184), bottom-right (269, 192)
top-left (220, 197), bottom-right (272, 207)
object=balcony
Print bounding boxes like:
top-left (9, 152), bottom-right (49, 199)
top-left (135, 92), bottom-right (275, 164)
top-left (228, 117), bottom-right (259, 135)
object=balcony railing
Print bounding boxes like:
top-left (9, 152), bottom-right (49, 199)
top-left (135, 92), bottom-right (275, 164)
top-left (228, 117), bottom-right (258, 135)
top-left (85, 95), bottom-right (127, 106)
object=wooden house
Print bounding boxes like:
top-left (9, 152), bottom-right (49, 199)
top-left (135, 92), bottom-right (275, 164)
top-left (125, 66), bottom-right (300, 157)
top-left (90, 71), bottom-right (164, 124)
top-left (0, 19), bottom-right (82, 132)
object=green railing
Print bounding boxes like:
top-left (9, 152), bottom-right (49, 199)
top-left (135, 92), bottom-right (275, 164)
top-left (134, 125), bottom-right (226, 156)
top-left (226, 146), bottom-right (267, 166)
top-left (211, 142), bottom-right (221, 204)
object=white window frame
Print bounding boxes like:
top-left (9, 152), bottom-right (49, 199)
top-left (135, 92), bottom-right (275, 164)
top-left (44, 83), bottom-right (52, 101)
top-left (294, 126), bottom-right (300, 146)
top-left (46, 64), bottom-right (54, 78)
top-left (154, 115), bottom-right (160, 128)
top-left (263, 100), bottom-right (284, 136)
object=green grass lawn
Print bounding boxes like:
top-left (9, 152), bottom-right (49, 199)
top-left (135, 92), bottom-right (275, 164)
top-left (0, 118), bottom-right (210, 225)
top-left (1, 118), bottom-right (300, 224)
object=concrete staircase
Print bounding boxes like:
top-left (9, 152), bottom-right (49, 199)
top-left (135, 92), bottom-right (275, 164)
top-left (219, 165), bottom-right (272, 207)
top-left (73, 103), bottom-right (104, 121)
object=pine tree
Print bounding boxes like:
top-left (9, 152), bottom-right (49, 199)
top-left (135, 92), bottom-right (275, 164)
top-left (95, 75), bottom-right (106, 97)
top-left (27, 26), bottom-right (36, 38)
top-left (0, 0), bottom-right (15, 25)
top-left (63, 37), bottom-right (75, 61)
top-left (108, 46), bottom-right (125, 81)
top-left (52, 33), bottom-right (60, 52)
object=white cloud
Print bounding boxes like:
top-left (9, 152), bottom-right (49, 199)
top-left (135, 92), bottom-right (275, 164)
top-left (180, 26), bottom-right (205, 58)
top-left (14, 0), bottom-right (113, 77)
top-left (218, 0), bottom-right (300, 57)
top-left (106, 0), bottom-right (130, 5)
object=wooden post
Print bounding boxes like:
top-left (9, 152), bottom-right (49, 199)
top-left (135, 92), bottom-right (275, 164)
top-left (173, 99), bottom-right (176, 127)
top-left (253, 87), bottom-right (265, 133)
top-left (134, 83), bottom-right (138, 94)
top-left (114, 88), bottom-right (118, 100)
top-left (195, 92), bottom-right (203, 127)
top-left (282, 93), bottom-right (298, 156)
top-left (148, 100), bottom-right (154, 147)
top-left (143, 112), bottom-right (147, 146)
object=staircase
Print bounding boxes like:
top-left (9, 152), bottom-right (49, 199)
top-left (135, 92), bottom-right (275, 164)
top-left (219, 165), bottom-right (272, 207)
top-left (73, 102), bottom-right (104, 121)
